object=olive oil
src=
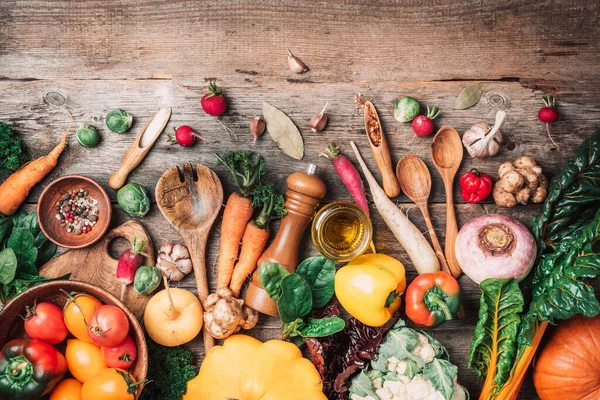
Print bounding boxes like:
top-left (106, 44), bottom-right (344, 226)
top-left (312, 201), bottom-right (372, 262)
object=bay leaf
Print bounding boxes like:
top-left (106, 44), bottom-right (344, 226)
top-left (455, 85), bottom-right (482, 110)
top-left (262, 101), bottom-right (304, 160)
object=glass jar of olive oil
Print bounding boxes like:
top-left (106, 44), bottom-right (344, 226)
top-left (311, 201), bottom-right (373, 262)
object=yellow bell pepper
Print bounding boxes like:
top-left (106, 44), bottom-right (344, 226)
top-left (335, 253), bottom-right (406, 327)
top-left (183, 334), bottom-right (326, 400)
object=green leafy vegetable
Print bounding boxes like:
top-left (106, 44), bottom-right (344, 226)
top-left (0, 248), bottom-right (17, 285)
top-left (349, 370), bottom-right (378, 399)
top-left (423, 358), bottom-right (458, 400)
top-left (299, 316), bottom-right (345, 338)
top-left (140, 338), bottom-right (197, 400)
top-left (258, 261), bottom-right (290, 302)
top-left (469, 278), bottom-right (524, 397)
top-left (0, 122), bottom-right (24, 175)
top-left (278, 274), bottom-right (312, 323)
top-left (8, 228), bottom-right (38, 266)
top-left (296, 255), bottom-right (335, 308)
top-left (216, 151), bottom-right (265, 198)
top-left (454, 85), bottom-right (482, 110)
top-left (252, 183), bottom-right (286, 229)
top-left (262, 101), bottom-right (304, 160)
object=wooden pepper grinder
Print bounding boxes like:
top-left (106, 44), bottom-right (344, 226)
top-left (244, 164), bottom-right (327, 316)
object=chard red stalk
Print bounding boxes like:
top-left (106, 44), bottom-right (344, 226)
top-left (116, 237), bottom-right (147, 301)
top-left (320, 143), bottom-right (369, 216)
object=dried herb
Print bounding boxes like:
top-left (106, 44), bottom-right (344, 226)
top-left (455, 85), bottom-right (482, 110)
top-left (0, 122), bottom-right (24, 175)
top-left (262, 101), bottom-right (304, 160)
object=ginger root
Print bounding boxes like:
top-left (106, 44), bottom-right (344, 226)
top-left (493, 157), bottom-right (548, 207)
top-left (203, 287), bottom-right (259, 339)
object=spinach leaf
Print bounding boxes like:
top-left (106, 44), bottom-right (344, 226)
top-left (296, 255), bottom-right (335, 308)
top-left (423, 358), bottom-right (457, 400)
top-left (0, 217), bottom-right (13, 243)
top-left (299, 317), bottom-right (345, 338)
top-left (277, 274), bottom-right (312, 323)
top-left (348, 370), bottom-right (377, 398)
top-left (258, 262), bottom-right (290, 302)
top-left (0, 248), bottom-right (18, 285)
top-left (7, 228), bottom-right (37, 266)
top-left (36, 240), bottom-right (56, 267)
top-left (468, 278), bottom-right (524, 395)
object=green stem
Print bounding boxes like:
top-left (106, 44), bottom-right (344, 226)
top-left (427, 293), bottom-right (453, 321)
top-left (6, 356), bottom-right (34, 386)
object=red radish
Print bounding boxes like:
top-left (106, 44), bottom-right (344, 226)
top-left (411, 105), bottom-right (441, 139)
top-left (167, 125), bottom-right (206, 147)
top-left (538, 95), bottom-right (559, 148)
top-left (116, 237), bottom-right (146, 301)
top-left (201, 81), bottom-right (227, 117)
top-left (320, 143), bottom-right (369, 215)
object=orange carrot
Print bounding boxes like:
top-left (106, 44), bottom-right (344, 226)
top-left (228, 183), bottom-right (286, 296)
top-left (215, 151), bottom-right (265, 289)
top-left (229, 221), bottom-right (270, 296)
top-left (0, 115), bottom-right (72, 215)
top-left (216, 192), bottom-right (254, 288)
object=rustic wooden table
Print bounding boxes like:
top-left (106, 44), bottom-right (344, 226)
top-left (2, 1), bottom-right (599, 398)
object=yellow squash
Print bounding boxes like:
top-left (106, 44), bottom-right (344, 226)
top-left (184, 334), bottom-right (326, 400)
top-left (335, 253), bottom-right (406, 326)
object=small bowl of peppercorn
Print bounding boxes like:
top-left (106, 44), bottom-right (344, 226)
top-left (37, 175), bottom-right (112, 249)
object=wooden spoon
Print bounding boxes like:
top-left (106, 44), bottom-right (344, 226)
top-left (155, 163), bottom-right (223, 353)
top-left (396, 155), bottom-right (449, 273)
top-left (431, 126), bottom-right (464, 278)
top-left (109, 106), bottom-right (171, 189)
top-left (363, 101), bottom-right (401, 197)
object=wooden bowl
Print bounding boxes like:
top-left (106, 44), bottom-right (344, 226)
top-left (0, 281), bottom-right (148, 386)
top-left (37, 175), bottom-right (111, 249)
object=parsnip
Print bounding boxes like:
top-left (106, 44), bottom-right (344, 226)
top-left (350, 141), bottom-right (439, 274)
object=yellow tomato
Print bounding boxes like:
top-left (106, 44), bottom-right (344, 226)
top-left (50, 379), bottom-right (83, 400)
top-left (63, 293), bottom-right (102, 342)
top-left (65, 339), bottom-right (108, 383)
top-left (81, 368), bottom-right (140, 400)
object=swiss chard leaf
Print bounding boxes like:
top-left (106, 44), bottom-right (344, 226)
top-left (7, 228), bottom-right (37, 266)
top-left (423, 358), bottom-right (457, 400)
top-left (0, 248), bottom-right (18, 285)
top-left (296, 255), bottom-right (336, 308)
top-left (299, 317), bottom-right (345, 338)
top-left (277, 274), bottom-right (312, 323)
top-left (258, 261), bottom-right (290, 302)
top-left (468, 278), bottom-right (524, 395)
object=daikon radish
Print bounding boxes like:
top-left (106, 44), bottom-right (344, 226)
top-left (350, 141), bottom-right (439, 274)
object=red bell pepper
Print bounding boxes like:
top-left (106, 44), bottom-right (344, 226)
top-left (405, 271), bottom-right (460, 328)
top-left (459, 169), bottom-right (492, 204)
top-left (0, 338), bottom-right (67, 399)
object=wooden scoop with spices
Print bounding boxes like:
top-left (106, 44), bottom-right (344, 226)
top-left (363, 101), bottom-right (401, 198)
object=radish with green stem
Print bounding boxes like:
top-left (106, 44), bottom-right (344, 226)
top-left (350, 141), bottom-right (439, 274)
top-left (320, 143), bottom-right (369, 215)
top-left (116, 237), bottom-right (147, 301)
top-left (538, 95), bottom-right (559, 148)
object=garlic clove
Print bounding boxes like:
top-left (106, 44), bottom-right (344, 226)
top-left (287, 49), bottom-right (308, 73)
top-left (309, 102), bottom-right (328, 132)
top-left (249, 116), bottom-right (266, 143)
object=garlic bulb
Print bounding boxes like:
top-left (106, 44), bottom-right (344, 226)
top-left (462, 110), bottom-right (506, 158)
top-left (156, 242), bottom-right (193, 281)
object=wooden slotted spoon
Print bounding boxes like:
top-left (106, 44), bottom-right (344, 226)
top-left (431, 126), bottom-right (464, 278)
top-left (396, 155), bottom-right (449, 273)
top-left (156, 163), bottom-right (223, 353)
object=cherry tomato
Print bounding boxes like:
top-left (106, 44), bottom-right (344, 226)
top-left (87, 305), bottom-right (129, 347)
top-left (65, 339), bottom-right (108, 383)
top-left (24, 301), bottom-right (68, 344)
top-left (101, 336), bottom-right (137, 369)
top-left (63, 293), bottom-right (102, 342)
top-left (81, 368), bottom-right (143, 400)
top-left (50, 378), bottom-right (83, 400)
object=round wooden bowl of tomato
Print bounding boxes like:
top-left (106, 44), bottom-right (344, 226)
top-left (0, 280), bottom-right (148, 399)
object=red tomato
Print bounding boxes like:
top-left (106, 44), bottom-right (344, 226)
top-left (24, 301), bottom-right (68, 344)
top-left (87, 305), bottom-right (129, 347)
top-left (101, 336), bottom-right (137, 369)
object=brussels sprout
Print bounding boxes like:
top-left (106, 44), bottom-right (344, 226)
top-left (393, 96), bottom-right (420, 123)
top-left (134, 265), bottom-right (161, 295)
top-left (117, 182), bottom-right (150, 217)
top-left (106, 108), bottom-right (133, 133)
top-left (76, 123), bottom-right (100, 148)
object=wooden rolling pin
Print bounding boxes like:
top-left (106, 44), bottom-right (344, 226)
top-left (244, 164), bottom-right (327, 316)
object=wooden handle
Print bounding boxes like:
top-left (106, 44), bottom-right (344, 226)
top-left (419, 204), bottom-right (450, 274)
top-left (108, 163), bottom-right (135, 190)
top-left (182, 230), bottom-right (214, 352)
top-left (443, 180), bottom-right (461, 278)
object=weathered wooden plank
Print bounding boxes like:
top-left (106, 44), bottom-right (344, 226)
top-left (1, 0), bottom-right (599, 88)
top-left (2, 79), bottom-right (599, 208)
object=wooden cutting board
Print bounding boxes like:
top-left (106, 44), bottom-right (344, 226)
top-left (39, 220), bottom-right (155, 319)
